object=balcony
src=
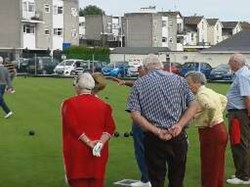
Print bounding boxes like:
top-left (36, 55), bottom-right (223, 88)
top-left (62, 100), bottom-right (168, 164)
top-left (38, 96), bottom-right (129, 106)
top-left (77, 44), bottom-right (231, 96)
top-left (22, 11), bottom-right (44, 24)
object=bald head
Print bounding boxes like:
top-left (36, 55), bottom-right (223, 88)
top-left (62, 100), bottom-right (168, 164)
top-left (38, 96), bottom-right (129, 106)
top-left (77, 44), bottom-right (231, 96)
top-left (228, 53), bottom-right (246, 72)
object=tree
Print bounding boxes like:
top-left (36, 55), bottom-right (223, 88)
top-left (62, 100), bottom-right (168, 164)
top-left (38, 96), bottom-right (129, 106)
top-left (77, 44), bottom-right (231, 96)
top-left (79, 5), bottom-right (105, 16)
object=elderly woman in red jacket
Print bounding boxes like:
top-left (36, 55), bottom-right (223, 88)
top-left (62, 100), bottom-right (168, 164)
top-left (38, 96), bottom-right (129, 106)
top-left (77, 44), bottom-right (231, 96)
top-left (61, 72), bottom-right (116, 187)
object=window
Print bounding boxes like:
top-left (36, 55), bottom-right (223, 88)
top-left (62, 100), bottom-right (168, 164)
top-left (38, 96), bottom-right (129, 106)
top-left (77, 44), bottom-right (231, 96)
top-left (54, 6), bottom-right (63, 15)
top-left (44, 27), bottom-right (50, 35)
top-left (28, 2), bottom-right (35, 12)
top-left (58, 6), bottom-right (63, 14)
top-left (79, 22), bottom-right (85, 27)
top-left (162, 37), bottom-right (167, 42)
top-left (162, 20), bottom-right (167, 27)
top-left (23, 2), bottom-right (27, 11)
top-left (23, 25), bottom-right (35, 33)
top-left (23, 1), bottom-right (35, 12)
top-left (44, 4), bottom-right (50, 13)
top-left (191, 33), bottom-right (194, 41)
top-left (169, 37), bottom-right (173, 43)
top-left (54, 28), bottom-right (63, 36)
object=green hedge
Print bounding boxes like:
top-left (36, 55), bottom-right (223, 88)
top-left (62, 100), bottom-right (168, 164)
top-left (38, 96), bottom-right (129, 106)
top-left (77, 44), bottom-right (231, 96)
top-left (64, 46), bottom-right (110, 62)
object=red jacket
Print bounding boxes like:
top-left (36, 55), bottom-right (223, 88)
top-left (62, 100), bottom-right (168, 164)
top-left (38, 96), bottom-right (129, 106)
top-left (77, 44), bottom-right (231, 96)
top-left (61, 94), bottom-right (116, 180)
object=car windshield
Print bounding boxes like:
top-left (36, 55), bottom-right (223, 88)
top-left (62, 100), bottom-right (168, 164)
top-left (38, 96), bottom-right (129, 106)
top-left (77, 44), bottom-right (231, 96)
top-left (63, 61), bottom-right (74, 66)
top-left (214, 64), bottom-right (230, 71)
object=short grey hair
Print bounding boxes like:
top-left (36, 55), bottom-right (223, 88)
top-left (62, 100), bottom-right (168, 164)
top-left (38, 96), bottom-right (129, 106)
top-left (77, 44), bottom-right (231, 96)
top-left (74, 72), bottom-right (95, 91)
top-left (185, 71), bottom-right (207, 85)
top-left (143, 54), bottom-right (163, 70)
top-left (0, 56), bottom-right (3, 64)
top-left (229, 53), bottom-right (246, 67)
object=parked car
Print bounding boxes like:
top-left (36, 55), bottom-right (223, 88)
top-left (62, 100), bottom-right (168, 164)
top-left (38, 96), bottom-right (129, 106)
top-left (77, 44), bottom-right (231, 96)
top-left (127, 59), bottom-right (143, 77)
top-left (16, 58), bottom-right (30, 73)
top-left (179, 62), bottom-right (212, 78)
top-left (102, 61), bottom-right (128, 77)
top-left (26, 57), bottom-right (60, 74)
top-left (71, 60), bottom-right (107, 75)
top-left (53, 59), bottom-right (88, 76)
top-left (209, 64), bottom-right (233, 80)
top-left (163, 62), bottom-right (182, 75)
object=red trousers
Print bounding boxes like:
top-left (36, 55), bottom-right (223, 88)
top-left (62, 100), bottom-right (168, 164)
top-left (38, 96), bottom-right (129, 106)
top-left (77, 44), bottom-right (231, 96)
top-left (69, 178), bottom-right (104, 187)
top-left (198, 123), bottom-right (228, 187)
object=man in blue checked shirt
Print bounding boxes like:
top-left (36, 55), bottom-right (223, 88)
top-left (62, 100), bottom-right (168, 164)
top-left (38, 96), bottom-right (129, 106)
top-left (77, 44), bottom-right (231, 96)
top-left (126, 54), bottom-right (198, 187)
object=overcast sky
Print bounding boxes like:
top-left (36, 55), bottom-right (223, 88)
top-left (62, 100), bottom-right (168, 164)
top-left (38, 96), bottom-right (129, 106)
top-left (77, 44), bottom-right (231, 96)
top-left (79, 0), bottom-right (250, 21)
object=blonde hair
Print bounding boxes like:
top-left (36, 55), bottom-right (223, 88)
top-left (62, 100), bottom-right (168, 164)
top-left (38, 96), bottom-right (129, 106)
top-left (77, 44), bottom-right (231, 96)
top-left (92, 72), bottom-right (106, 93)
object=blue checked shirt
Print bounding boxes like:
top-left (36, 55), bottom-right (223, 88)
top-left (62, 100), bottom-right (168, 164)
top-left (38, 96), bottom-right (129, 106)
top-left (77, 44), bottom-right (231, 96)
top-left (126, 70), bottom-right (196, 130)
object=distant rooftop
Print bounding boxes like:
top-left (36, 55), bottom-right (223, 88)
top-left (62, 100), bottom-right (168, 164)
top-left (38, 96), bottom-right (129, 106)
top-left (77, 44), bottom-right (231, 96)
top-left (207, 18), bottom-right (219, 26)
top-left (184, 16), bottom-right (204, 25)
top-left (201, 31), bottom-right (250, 53)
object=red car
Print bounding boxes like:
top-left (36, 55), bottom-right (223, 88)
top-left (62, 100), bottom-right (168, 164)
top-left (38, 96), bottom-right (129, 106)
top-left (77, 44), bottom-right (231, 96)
top-left (163, 62), bottom-right (182, 75)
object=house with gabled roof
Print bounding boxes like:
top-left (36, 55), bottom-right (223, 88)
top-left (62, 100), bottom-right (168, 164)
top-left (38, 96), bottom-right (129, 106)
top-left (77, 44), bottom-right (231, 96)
top-left (183, 16), bottom-right (209, 49)
top-left (221, 21), bottom-right (242, 40)
top-left (207, 18), bottom-right (223, 46)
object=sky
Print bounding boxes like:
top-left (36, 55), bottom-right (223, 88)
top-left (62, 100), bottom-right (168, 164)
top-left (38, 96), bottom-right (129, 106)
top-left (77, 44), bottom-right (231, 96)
top-left (79, 0), bottom-right (250, 21)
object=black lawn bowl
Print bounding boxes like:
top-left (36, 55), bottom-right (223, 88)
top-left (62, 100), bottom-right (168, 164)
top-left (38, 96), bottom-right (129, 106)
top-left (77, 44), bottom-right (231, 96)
top-left (114, 131), bottom-right (120, 137)
top-left (123, 132), bottom-right (130, 137)
top-left (105, 96), bottom-right (109, 100)
top-left (28, 130), bottom-right (35, 136)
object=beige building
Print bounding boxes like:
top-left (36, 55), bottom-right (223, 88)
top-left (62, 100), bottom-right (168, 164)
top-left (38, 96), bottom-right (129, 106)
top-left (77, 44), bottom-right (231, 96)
top-left (0, 0), bottom-right (79, 58)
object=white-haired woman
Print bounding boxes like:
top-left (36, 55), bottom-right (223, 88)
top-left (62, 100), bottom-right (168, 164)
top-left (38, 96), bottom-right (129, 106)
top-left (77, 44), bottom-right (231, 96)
top-left (185, 71), bottom-right (228, 187)
top-left (61, 72), bottom-right (116, 187)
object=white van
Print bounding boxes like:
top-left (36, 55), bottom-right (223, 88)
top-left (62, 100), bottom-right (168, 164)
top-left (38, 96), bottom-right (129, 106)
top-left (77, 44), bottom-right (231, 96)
top-left (53, 59), bottom-right (88, 76)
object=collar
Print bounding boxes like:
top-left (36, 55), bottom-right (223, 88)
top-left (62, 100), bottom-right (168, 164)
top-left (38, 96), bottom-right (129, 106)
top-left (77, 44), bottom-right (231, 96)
top-left (197, 85), bottom-right (206, 94)
top-left (235, 66), bottom-right (248, 76)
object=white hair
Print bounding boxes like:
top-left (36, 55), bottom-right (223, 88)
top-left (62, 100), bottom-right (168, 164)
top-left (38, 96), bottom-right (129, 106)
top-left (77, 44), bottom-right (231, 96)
top-left (0, 56), bottom-right (3, 64)
top-left (75, 72), bottom-right (95, 91)
top-left (185, 71), bottom-right (207, 85)
top-left (229, 53), bottom-right (246, 67)
top-left (143, 54), bottom-right (163, 70)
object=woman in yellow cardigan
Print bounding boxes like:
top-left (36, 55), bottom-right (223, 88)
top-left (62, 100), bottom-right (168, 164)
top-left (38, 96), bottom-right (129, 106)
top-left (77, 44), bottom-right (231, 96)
top-left (185, 71), bottom-right (228, 187)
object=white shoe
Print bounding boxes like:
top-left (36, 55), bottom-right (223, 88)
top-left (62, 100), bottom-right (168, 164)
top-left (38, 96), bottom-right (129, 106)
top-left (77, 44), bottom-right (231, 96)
top-left (230, 174), bottom-right (236, 179)
top-left (4, 112), bottom-right (13, 119)
top-left (226, 177), bottom-right (250, 184)
top-left (130, 181), bottom-right (151, 187)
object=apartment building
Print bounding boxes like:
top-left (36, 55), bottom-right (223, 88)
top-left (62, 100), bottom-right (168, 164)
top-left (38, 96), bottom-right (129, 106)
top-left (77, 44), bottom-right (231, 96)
top-left (0, 0), bottom-right (79, 58)
top-left (124, 11), bottom-right (162, 48)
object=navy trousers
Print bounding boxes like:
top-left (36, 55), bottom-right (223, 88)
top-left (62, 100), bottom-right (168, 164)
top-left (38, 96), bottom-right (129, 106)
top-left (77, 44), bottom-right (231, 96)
top-left (132, 122), bottom-right (150, 183)
top-left (0, 84), bottom-right (10, 114)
